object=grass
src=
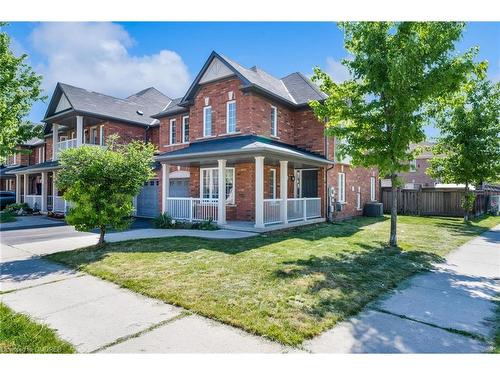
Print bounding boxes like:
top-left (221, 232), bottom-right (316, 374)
top-left (46, 215), bottom-right (500, 346)
top-left (493, 299), bottom-right (500, 353)
top-left (0, 211), bottom-right (16, 223)
top-left (0, 303), bottom-right (74, 353)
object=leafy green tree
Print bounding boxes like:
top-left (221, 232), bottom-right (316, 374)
top-left (57, 139), bottom-right (155, 245)
top-left (310, 22), bottom-right (481, 246)
top-left (428, 77), bottom-right (500, 221)
top-left (0, 23), bottom-right (45, 159)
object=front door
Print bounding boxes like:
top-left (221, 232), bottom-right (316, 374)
top-left (301, 170), bottom-right (318, 198)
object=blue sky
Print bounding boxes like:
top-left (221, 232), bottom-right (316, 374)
top-left (5, 22), bottom-right (500, 138)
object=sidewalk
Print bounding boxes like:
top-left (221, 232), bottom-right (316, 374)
top-left (303, 224), bottom-right (500, 353)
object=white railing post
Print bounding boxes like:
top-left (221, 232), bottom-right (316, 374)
top-left (162, 163), bottom-right (170, 213)
top-left (15, 174), bottom-right (21, 203)
top-left (303, 198), bottom-right (307, 221)
top-left (189, 198), bottom-right (193, 222)
top-left (217, 159), bottom-right (227, 225)
top-left (280, 160), bottom-right (288, 224)
top-left (76, 116), bottom-right (84, 146)
top-left (52, 123), bottom-right (59, 160)
top-left (23, 174), bottom-right (28, 203)
top-left (254, 156), bottom-right (265, 228)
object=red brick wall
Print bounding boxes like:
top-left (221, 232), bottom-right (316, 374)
top-left (398, 158), bottom-right (437, 187)
top-left (327, 164), bottom-right (379, 220)
top-left (293, 109), bottom-right (326, 156)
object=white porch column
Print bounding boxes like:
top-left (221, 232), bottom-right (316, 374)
top-left (52, 123), bottom-right (59, 160)
top-left (52, 170), bottom-right (58, 203)
top-left (41, 171), bottom-right (48, 212)
top-left (23, 174), bottom-right (28, 202)
top-left (217, 159), bottom-right (227, 225)
top-left (162, 163), bottom-right (170, 213)
top-left (15, 174), bottom-right (21, 203)
top-left (280, 160), bottom-right (288, 224)
top-left (76, 116), bottom-right (84, 146)
top-left (254, 156), bottom-right (265, 228)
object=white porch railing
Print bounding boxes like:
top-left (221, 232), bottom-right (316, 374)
top-left (25, 195), bottom-right (42, 210)
top-left (264, 199), bottom-right (282, 225)
top-left (287, 197), bottom-right (322, 222)
top-left (166, 198), bottom-right (218, 222)
top-left (56, 138), bottom-right (78, 153)
top-left (53, 196), bottom-right (68, 213)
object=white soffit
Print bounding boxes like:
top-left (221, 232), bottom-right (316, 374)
top-left (199, 58), bottom-right (234, 84)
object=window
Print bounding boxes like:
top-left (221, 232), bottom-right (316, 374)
top-left (200, 167), bottom-right (235, 204)
top-left (11, 153), bottom-right (17, 165)
top-left (269, 169), bottom-right (276, 199)
top-left (409, 159), bottom-right (417, 172)
top-left (203, 106), bottom-right (212, 137)
top-left (338, 172), bottom-right (345, 203)
top-left (84, 129), bottom-right (89, 144)
top-left (271, 106), bottom-right (278, 137)
top-left (38, 147), bottom-right (45, 163)
top-left (370, 176), bottom-right (376, 201)
top-left (99, 125), bottom-right (105, 145)
top-left (226, 100), bottom-right (236, 133)
top-left (182, 116), bottom-right (189, 143)
top-left (356, 187), bottom-right (361, 210)
top-left (169, 119), bottom-right (177, 144)
top-left (91, 127), bottom-right (98, 145)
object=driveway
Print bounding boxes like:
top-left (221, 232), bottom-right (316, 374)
top-left (0, 215), bottom-right (67, 231)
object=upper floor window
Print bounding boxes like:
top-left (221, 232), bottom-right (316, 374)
top-left (182, 116), bottom-right (190, 143)
top-left (170, 119), bottom-right (177, 144)
top-left (11, 153), bottom-right (18, 165)
top-left (271, 106), bottom-right (278, 137)
top-left (226, 100), bottom-right (236, 133)
top-left (409, 159), bottom-right (417, 172)
top-left (338, 172), bottom-right (345, 203)
top-left (38, 146), bottom-right (45, 163)
top-left (203, 106), bottom-right (212, 137)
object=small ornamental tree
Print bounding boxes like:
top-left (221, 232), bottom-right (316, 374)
top-left (0, 23), bottom-right (45, 159)
top-left (310, 22), bottom-right (480, 247)
top-left (57, 137), bottom-right (155, 245)
top-left (428, 78), bottom-right (500, 221)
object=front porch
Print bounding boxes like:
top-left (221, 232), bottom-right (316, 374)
top-left (157, 135), bottom-right (332, 231)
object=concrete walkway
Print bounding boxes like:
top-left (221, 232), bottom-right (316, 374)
top-left (304, 224), bottom-right (500, 353)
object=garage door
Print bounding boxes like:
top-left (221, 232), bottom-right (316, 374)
top-left (170, 178), bottom-right (189, 197)
top-left (136, 180), bottom-right (159, 218)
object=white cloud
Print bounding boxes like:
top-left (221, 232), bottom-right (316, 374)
top-left (324, 57), bottom-right (352, 83)
top-left (31, 22), bottom-right (191, 99)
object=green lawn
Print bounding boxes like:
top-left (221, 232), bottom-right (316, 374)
top-left (47, 215), bottom-right (500, 346)
top-left (0, 303), bottom-right (74, 353)
top-left (0, 211), bottom-right (16, 223)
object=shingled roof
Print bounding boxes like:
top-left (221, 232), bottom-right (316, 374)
top-left (154, 51), bottom-right (327, 118)
top-left (43, 83), bottom-right (171, 127)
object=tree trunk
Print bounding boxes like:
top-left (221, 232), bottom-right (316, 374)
top-left (98, 225), bottom-right (106, 246)
top-left (390, 174), bottom-right (398, 247)
top-left (464, 181), bottom-right (469, 222)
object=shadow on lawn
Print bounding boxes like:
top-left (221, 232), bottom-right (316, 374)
top-left (432, 216), bottom-right (493, 237)
top-left (46, 216), bottom-right (389, 265)
top-left (275, 243), bottom-right (444, 320)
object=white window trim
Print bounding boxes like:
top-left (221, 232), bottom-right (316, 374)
top-left (356, 187), bottom-right (362, 210)
top-left (182, 116), bottom-right (189, 143)
top-left (12, 153), bottom-right (17, 165)
top-left (203, 106), bottom-right (212, 137)
top-left (269, 168), bottom-right (277, 199)
top-left (338, 172), bottom-right (346, 203)
top-left (409, 159), bottom-right (417, 172)
top-left (271, 106), bottom-right (278, 137)
top-left (169, 119), bottom-right (177, 145)
top-left (226, 100), bottom-right (236, 134)
top-left (200, 167), bottom-right (235, 204)
top-left (99, 125), bottom-right (105, 145)
top-left (370, 176), bottom-right (376, 201)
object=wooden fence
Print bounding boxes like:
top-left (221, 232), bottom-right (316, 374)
top-left (381, 188), bottom-right (491, 217)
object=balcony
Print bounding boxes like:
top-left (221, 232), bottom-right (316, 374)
top-left (56, 138), bottom-right (105, 155)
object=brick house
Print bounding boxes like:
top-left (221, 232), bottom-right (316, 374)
top-left (153, 52), bottom-right (379, 230)
top-left (10, 82), bottom-right (170, 215)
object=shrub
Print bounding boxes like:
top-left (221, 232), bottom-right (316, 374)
top-left (4, 202), bottom-right (28, 214)
top-left (153, 214), bottom-right (218, 230)
top-left (154, 213), bottom-right (173, 229)
top-left (0, 211), bottom-right (16, 223)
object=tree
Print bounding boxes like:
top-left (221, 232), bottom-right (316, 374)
top-left (310, 22), bottom-right (480, 247)
top-left (0, 23), bottom-right (45, 159)
top-left (428, 77), bottom-right (500, 221)
top-left (57, 138), bottom-right (155, 245)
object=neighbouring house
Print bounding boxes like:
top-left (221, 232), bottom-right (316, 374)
top-left (10, 82), bottom-right (171, 215)
top-left (9, 51), bottom-right (379, 230)
top-left (153, 51), bottom-right (378, 230)
top-left (0, 137), bottom-right (45, 193)
top-left (381, 141), bottom-right (438, 190)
